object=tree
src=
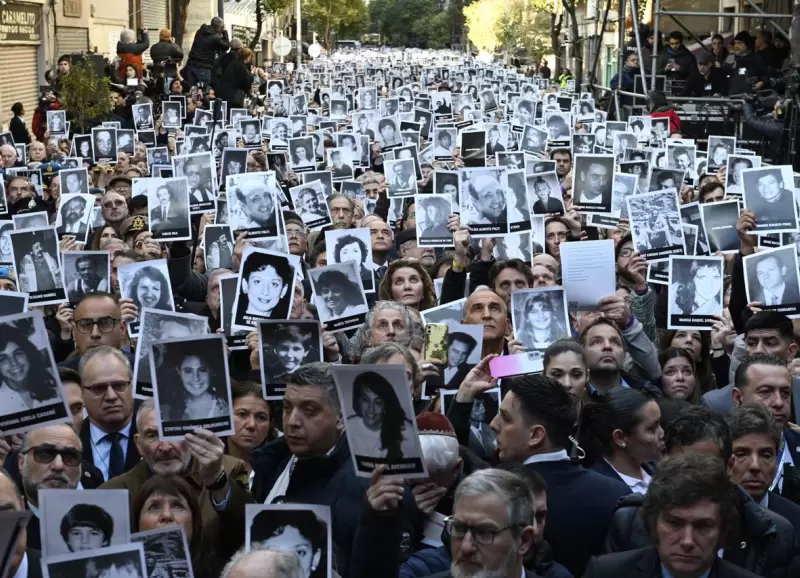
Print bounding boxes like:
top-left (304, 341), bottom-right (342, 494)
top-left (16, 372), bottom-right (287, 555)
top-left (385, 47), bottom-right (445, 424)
top-left (59, 59), bottom-right (112, 134)
top-left (304, 0), bottom-right (368, 49)
top-left (370, 0), bottom-right (456, 48)
top-left (464, 0), bottom-right (550, 59)
top-left (250, 0), bottom-right (293, 51)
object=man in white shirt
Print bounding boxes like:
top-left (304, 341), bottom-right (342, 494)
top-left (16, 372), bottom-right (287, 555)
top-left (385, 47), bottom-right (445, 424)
top-left (577, 160), bottom-right (611, 206)
top-left (752, 254), bottom-right (800, 306)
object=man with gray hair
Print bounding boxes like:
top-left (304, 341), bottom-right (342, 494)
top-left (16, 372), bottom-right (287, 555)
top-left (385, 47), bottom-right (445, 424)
top-left (243, 362), bottom-right (368, 577)
top-left (222, 548), bottom-right (305, 578)
top-left (346, 300), bottom-right (421, 361)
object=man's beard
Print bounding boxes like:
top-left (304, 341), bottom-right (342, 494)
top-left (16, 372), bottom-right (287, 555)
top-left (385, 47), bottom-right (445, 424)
top-left (451, 546), bottom-right (519, 578)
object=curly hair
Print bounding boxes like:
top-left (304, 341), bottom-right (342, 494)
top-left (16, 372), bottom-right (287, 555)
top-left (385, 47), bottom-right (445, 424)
top-left (377, 259), bottom-right (437, 311)
top-left (249, 508), bottom-right (328, 578)
top-left (128, 265), bottom-right (172, 310)
top-left (333, 234), bottom-right (368, 264)
top-left (0, 327), bottom-right (59, 402)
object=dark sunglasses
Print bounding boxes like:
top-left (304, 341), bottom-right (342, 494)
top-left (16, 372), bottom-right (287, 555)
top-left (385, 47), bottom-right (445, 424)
top-left (22, 446), bottom-right (82, 467)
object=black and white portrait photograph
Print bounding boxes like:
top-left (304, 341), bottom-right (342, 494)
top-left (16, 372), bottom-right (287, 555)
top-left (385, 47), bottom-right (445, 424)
top-left (741, 165), bottom-right (798, 233)
top-left (328, 148), bottom-right (354, 181)
top-left (60, 167), bottom-right (90, 196)
top-left (172, 152), bottom-right (217, 213)
top-left (573, 133), bottom-right (596, 155)
top-left (526, 171), bottom-right (564, 216)
top-left (494, 231), bottom-right (535, 262)
top-left (497, 152), bottom-right (525, 171)
top-left (132, 525), bottom-right (194, 578)
top-left (204, 225), bottom-right (234, 272)
top-left (269, 119), bottom-right (290, 151)
top-left (519, 125), bottom-right (547, 155)
top-left (422, 323), bottom-right (483, 397)
top-left (707, 135), bottom-right (735, 174)
top-left (42, 542), bottom-right (146, 578)
top-left (330, 98), bottom-right (348, 120)
top-left (743, 245), bottom-right (800, 316)
top-left (377, 116), bottom-right (401, 150)
top-left (232, 249), bottom-right (296, 331)
top-left (146, 177), bottom-right (191, 241)
top-left (544, 113), bottom-right (571, 147)
top-left (55, 193), bottom-right (93, 244)
top-left (699, 199), bottom-right (740, 254)
top-left (72, 134), bottom-right (93, 160)
top-left (433, 170), bottom-right (460, 212)
top-left (419, 298), bottom-right (467, 329)
top-left (118, 258), bottom-right (176, 336)
top-left (619, 160), bottom-right (650, 194)
top-left (571, 154), bottom-right (614, 213)
top-left (62, 251), bottom-right (109, 304)
top-left (12, 211), bottom-right (47, 231)
top-left (150, 334), bottom-right (234, 439)
top-left (648, 167), bottom-right (685, 192)
top-left (115, 128), bottom-right (135, 155)
top-left (245, 504), bottom-right (332, 578)
top-left (185, 132), bottom-right (211, 155)
top-left (385, 158), bottom-right (418, 198)
top-left (610, 172), bottom-right (638, 219)
top-left (506, 170), bottom-right (530, 232)
top-left (258, 320), bottom-right (323, 399)
top-left (39, 488), bottom-right (131, 558)
top-left (220, 148), bottom-right (248, 188)
top-left (240, 119), bottom-right (262, 148)
top-left (325, 227), bottom-right (375, 293)
top-left (289, 181), bottom-right (332, 231)
top-left (47, 110), bottom-right (67, 135)
top-left (433, 128), bottom-right (456, 160)
top-left (133, 103), bottom-right (154, 131)
top-left (612, 131), bottom-right (637, 162)
top-left (0, 311), bottom-right (70, 434)
top-left (665, 143), bottom-right (697, 183)
top-left (0, 290), bottom-right (28, 316)
top-left (510, 287), bottom-right (571, 353)
top-left (479, 89), bottom-right (498, 113)
top-left (359, 87), bottom-right (378, 111)
top-left (667, 255), bottom-right (724, 329)
top-left (725, 154), bottom-right (760, 196)
top-left (460, 168), bottom-right (509, 237)
top-left (226, 172), bottom-right (281, 239)
top-left (626, 189), bottom-right (685, 261)
top-left (413, 108), bottom-right (433, 140)
top-left (219, 273), bottom-right (248, 349)
top-left (137, 130), bottom-right (157, 148)
top-left (332, 364), bottom-right (427, 478)
top-left (288, 136), bottom-right (316, 172)
top-left (162, 101), bottom-right (182, 129)
top-left (146, 146), bottom-right (170, 169)
top-left (308, 260), bottom-right (369, 333)
top-left (133, 308), bottom-right (209, 396)
top-left (335, 133), bottom-right (362, 168)
top-left (91, 127), bottom-right (118, 163)
top-left (432, 91), bottom-right (453, 116)
top-left (415, 194), bottom-right (454, 248)
top-left (9, 228), bottom-right (66, 305)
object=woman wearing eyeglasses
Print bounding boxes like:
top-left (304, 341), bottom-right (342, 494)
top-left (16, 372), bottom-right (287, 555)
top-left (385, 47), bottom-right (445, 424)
top-left (0, 328), bottom-right (60, 413)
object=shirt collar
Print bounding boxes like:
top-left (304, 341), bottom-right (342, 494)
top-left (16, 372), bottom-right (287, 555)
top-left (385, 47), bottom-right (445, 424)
top-left (759, 492), bottom-right (769, 508)
top-left (605, 459), bottom-right (651, 494)
top-left (523, 450), bottom-right (569, 465)
top-left (89, 419), bottom-right (133, 445)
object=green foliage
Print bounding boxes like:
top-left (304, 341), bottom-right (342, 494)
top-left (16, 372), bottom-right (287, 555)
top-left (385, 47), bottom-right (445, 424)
top-left (303, 0), bottom-right (368, 49)
top-left (261, 0), bottom-right (291, 13)
top-left (370, 0), bottom-right (454, 48)
top-left (465, 0), bottom-right (551, 59)
top-left (58, 60), bottom-right (112, 133)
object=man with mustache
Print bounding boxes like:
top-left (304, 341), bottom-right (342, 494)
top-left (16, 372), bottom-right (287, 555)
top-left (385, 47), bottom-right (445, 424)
top-left (101, 398), bottom-right (252, 560)
top-left (58, 195), bottom-right (89, 239)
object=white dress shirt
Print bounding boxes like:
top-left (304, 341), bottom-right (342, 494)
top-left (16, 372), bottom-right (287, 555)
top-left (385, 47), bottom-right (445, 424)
top-left (606, 459), bottom-right (651, 494)
top-left (763, 282), bottom-right (786, 306)
top-left (89, 420), bottom-right (133, 481)
top-left (523, 450), bottom-right (570, 465)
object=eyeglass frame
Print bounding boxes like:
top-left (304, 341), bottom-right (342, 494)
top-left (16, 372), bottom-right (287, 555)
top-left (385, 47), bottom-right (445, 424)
top-left (21, 445), bottom-right (83, 467)
top-left (83, 380), bottom-right (131, 398)
top-left (73, 316), bottom-right (122, 334)
top-left (443, 516), bottom-right (523, 545)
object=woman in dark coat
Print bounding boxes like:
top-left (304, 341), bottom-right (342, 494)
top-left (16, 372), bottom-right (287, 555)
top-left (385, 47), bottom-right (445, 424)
top-left (9, 103), bottom-right (30, 145)
top-left (215, 47), bottom-right (255, 109)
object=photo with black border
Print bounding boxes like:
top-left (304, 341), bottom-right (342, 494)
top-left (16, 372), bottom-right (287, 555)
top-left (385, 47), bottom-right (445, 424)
top-left (571, 154), bottom-right (614, 213)
top-left (219, 273), bottom-right (248, 350)
top-left (91, 127), bottom-right (118, 163)
top-left (258, 320), bottom-right (323, 399)
top-left (147, 177), bottom-right (192, 241)
top-left (232, 249), bottom-right (296, 331)
top-left (667, 255), bottom-right (724, 329)
top-left (325, 227), bottom-right (375, 293)
top-left (741, 165), bottom-right (798, 234)
top-left (9, 228), bottom-right (66, 306)
top-left (62, 251), bottom-right (109, 305)
top-left (743, 244), bottom-right (800, 317)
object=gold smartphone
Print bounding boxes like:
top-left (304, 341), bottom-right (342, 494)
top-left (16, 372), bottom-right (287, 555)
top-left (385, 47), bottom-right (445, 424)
top-left (424, 323), bottom-right (449, 364)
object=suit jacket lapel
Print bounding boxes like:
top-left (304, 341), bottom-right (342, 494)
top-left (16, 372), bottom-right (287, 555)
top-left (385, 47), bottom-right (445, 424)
top-left (125, 416), bottom-right (141, 471)
top-left (80, 418), bottom-right (93, 465)
top-left (636, 547), bottom-right (662, 578)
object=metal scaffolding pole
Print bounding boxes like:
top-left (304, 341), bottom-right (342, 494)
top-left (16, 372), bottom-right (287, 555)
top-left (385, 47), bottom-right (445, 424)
top-left (742, 0), bottom-right (790, 41)
top-left (651, 0), bottom-right (660, 92)
top-left (629, 0), bottom-right (650, 102)
top-left (617, 0), bottom-right (627, 90)
top-left (659, 10), bottom-right (790, 17)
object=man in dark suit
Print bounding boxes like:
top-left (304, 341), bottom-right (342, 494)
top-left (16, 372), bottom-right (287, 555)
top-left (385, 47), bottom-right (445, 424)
top-left (428, 331), bottom-right (478, 390)
top-left (0, 469), bottom-right (43, 578)
top-left (457, 371), bottom-right (630, 576)
top-left (149, 183), bottom-right (184, 231)
top-left (586, 453), bottom-right (759, 578)
top-left (726, 404), bottom-right (800, 530)
top-left (749, 253), bottom-right (800, 306)
top-left (751, 169), bottom-right (795, 229)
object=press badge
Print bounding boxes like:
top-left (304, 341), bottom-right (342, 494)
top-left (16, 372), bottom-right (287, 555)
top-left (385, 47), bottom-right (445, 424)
top-left (738, 68), bottom-right (747, 76)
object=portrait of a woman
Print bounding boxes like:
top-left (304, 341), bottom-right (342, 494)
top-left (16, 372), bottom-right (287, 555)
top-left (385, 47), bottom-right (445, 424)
top-left (157, 343), bottom-right (229, 422)
top-left (516, 292), bottom-right (569, 352)
top-left (333, 234), bottom-right (373, 291)
top-left (313, 269), bottom-right (368, 320)
top-left (250, 509), bottom-right (328, 578)
top-left (670, 259), bottom-right (722, 316)
top-left (127, 266), bottom-right (173, 312)
top-left (0, 327), bottom-right (60, 413)
top-left (291, 142), bottom-right (315, 169)
top-left (346, 370), bottom-right (415, 460)
top-left (238, 255), bottom-right (294, 321)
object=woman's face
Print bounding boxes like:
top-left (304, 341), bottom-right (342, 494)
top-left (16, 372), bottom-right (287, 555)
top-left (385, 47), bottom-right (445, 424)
top-left (321, 282), bottom-right (346, 314)
top-left (137, 276), bottom-right (162, 309)
top-left (138, 492), bottom-right (193, 540)
top-left (662, 356), bottom-right (696, 401)
top-left (245, 265), bottom-right (287, 314)
top-left (339, 241), bottom-right (363, 264)
top-left (0, 342), bottom-right (30, 386)
top-left (359, 386), bottom-right (385, 431)
top-left (693, 265), bottom-right (721, 302)
top-left (261, 526), bottom-right (320, 577)
top-left (0, 229), bottom-right (11, 255)
top-left (391, 267), bottom-right (424, 308)
top-left (296, 146), bottom-right (307, 160)
top-left (66, 525), bottom-right (106, 551)
top-left (231, 394), bottom-right (271, 452)
top-left (529, 300), bottom-right (552, 331)
top-left (100, 227), bottom-right (120, 245)
top-left (670, 330), bottom-right (702, 361)
top-left (179, 355), bottom-right (211, 398)
top-left (712, 146), bottom-right (726, 165)
top-left (626, 401), bottom-right (665, 463)
top-left (544, 351), bottom-right (587, 404)
top-left (276, 338), bottom-right (306, 372)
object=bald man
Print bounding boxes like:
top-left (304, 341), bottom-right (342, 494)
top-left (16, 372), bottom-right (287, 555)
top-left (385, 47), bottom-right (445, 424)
top-left (221, 549), bottom-right (305, 578)
top-left (1, 144), bottom-right (18, 168)
top-left (0, 469), bottom-right (40, 577)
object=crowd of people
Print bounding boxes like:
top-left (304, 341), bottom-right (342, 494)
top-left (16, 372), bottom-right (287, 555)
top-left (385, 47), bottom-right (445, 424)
top-left (2, 17), bottom-right (800, 578)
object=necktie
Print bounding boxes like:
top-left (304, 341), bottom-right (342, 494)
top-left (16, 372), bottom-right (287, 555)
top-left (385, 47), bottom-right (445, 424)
top-left (162, 206), bottom-right (167, 221)
top-left (106, 432), bottom-right (124, 479)
top-left (376, 265), bottom-right (387, 280)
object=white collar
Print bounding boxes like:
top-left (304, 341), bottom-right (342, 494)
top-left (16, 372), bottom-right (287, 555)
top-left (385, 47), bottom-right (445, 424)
top-left (759, 492), bottom-right (769, 508)
top-left (89, 419), bottom-right (133, 445)
top-left (606, 459), bottom-right (651, 494)
top-left (523, 450), bottom-right (569, 465)
top-left (11, 552), bottom-right (27, 578)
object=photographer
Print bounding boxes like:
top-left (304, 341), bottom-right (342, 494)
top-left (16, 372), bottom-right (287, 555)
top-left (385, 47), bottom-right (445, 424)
top-left (728, 31), bottom-right (768, 95)
top-left (149, 28), bottom-right (184, 93)
top-left (740, 94), bottom-right (789, 160)
top-left (117, 28), bottom-right (151, 80)
top-left (183, 17), bottom-right (230, 89)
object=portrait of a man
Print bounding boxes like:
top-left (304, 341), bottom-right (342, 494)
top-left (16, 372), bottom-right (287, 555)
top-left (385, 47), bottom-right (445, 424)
top-left (57, 196), bottom-right (89, 238)
top-left (747, 251), bottom-right (800, 306)
top-left (467, 173), bottom-right (507, 226)
top-left (66, 254), bottom-right (108, 302)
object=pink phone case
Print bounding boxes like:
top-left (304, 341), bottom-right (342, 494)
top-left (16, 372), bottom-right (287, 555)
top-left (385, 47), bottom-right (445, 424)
top-left (489, 353), bottom-right (544, 379)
